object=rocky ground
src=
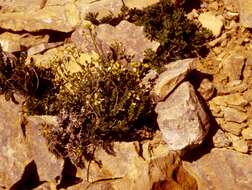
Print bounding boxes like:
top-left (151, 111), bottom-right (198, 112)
top-left (1, 0), bottom-right (252, 190)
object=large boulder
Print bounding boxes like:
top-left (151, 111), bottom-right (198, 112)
top-left (183, 148), bottom-right (252, 190)
top-left (155, 81), bottom-right (210, 151)
top-left (0, 96), bottom-right (64, 189)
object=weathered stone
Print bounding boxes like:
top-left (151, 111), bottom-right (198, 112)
top-left (96, 21), bottom-right (159, 62)
top-left (222, 53), bottom-right (245, 81)
top-left (221, 106), bottom-right (248, 123)
top-left (152, 59), bottom-right (195, 101)
top-left (0, 3), bottom-right (80, 32)
top-left (243, 89), bottom-right (252, 102)
top-left (183, 148), bottom-right (252, 190)
top-left (198, 12), bottom-right (224, 37)
top-left (221, 80), bottom-right (248, 94)
top-left (124, 0), bottom-right (159, 9)
top-left (76, 0), bottom-right (123, 21)
top-left (0, 32), bottom-right (49, 53)
top-left (0, 96), bottom-right (63, 188)
top-left (71, 21), bottom-right (159, 62)
top-left (212, 129), bottom-right (231, 148)
top-left (242, 127), bottom-right (252, 140)
top-left (228, 134), bottom-right (249, 153)
top-left (197, 78), bottom-right (215, 100)
top-left (72, 133), bottom-right (197, 190)
top-left (220, 121), bottom-right (246, 136)
top-left (211, 93), bottom-right (248, 107)
top-left (155, 82), bottom-right (210, 151)
top-left (208, 101), bottom-right (223, 118)
top-left (239, 0), bottom-right (252, 28)
top-left (27, 42), bottom-right (63, 56)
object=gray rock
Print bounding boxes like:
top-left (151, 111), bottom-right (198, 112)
top-left (183, 148), bottom-right (252, 190)
top-left (155, 82), bottom-right (210, 151)
top-left (212, 129), bottom-right (231, 148)
top-left (152, 58), bottom-right (195, 101)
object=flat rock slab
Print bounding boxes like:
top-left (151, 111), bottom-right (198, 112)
top-left (184, 148), bottom-right (252, 190)
top-left (152, 58), bottom-right (195, 101)
top-left (155, 81), bottom-right (210, 151)
top-left (0, 3), bottom-right (80, 32)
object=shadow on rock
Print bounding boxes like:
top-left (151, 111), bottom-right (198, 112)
top-left (56, 158), bottom-right (83, 190)
top-left (9, 160), bottom-right (46, 190)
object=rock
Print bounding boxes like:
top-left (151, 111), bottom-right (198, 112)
top-left (242, 127), bottom-right (252, 140)
top-left (239, 0), bottom-right (252, 28)
top-left (71, 21), bottom-right (159, 62)
top-left (220, 121), bottom-right (246, 136)
top-left (152, 58), bottom-right (195, 101)
top-left (183, 148), bottom-right (252, 190)
top-left (198, 12), bottom-right (224, 37)
top-left (243, 89), bottom-right (252, 102)
top-left (0, 3), bottom-right (80, 32)
top-left (212, 129), bottom-right (231, 148)
top-left (96, 21), bottom-right (159, 62)
top-left (223, 0), bottom-right (239, 12)
top-left (27, 42), bottom-right (63, 56)
top-left (222, 53), bottom-right (245, 81)
top-left (211, 93), bottom-right (248, 107)
top-left (72, 133), bottom-right (197, 190)
top-left (76, 0), bottom-right (123, 21)
top-left (124, 0), bottom-right (160, 9)
top-left (221, 106), bottom-right (248, 123)
top-left (0, 96), bottom-right (63, 188)
top-left (0, 32), bottom-right (49, 53)
top-left (155, 82), bottom-right (210, 151)
top-left (197, 78), bottom-right (215, 100)
top-left (221, 80), bottom-right (248, 94)
top-left (228, 134), bottom-right (249, 153)
top-left (208, 101), bottom-right (223, 118)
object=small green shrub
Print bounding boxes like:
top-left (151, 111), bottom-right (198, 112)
top-left (42, 30), bottom-right (155, 166)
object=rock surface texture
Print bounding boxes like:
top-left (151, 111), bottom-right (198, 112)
top-left (184, 149), bottom-right (252, 190)
top-left (155, 82), bottom-right (210, 151)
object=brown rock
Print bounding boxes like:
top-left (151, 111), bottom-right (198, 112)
top-left (228, 134), bottom-right (249, 153)
top-left (0, 32), bottom-right (49, 53)
top-left (221, 106), bottom-right (248, 123)
top-left (27, 42), bottom-right (63, 56)
top-left (73, 134), bottom-right (197, 190)
top-left (183, 148), bottom-right (252, 190)
top-left (239, 0), bottom-right (252, 28)
top-left (211, 93), bottom-right (248, 107)
top-left (0, 3), bottom-right (80, 32)
top-left (155, 82), bottom-right (210, 151)
top-left (242, 127), bottom-right (252, 140)
top-left (220, 121), bottom-right (246, 136)
top-left (124, 0), bottom-right (159, 9)
top-left (222, 53), bottom-right (245, 81)
top-left (152, 59), bottom-right (195, 101)
top-left (0, 96), bottom-right (63, 188)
